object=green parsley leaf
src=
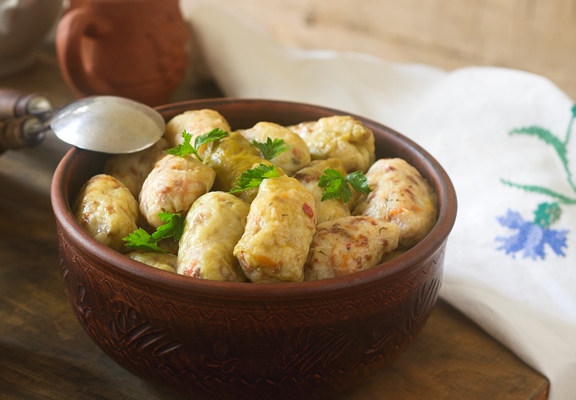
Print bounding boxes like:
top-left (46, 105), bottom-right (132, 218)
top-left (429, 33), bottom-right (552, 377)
top-left (345, 170), bottom-right (372, 195)
top-left (230, 164), bottom-right (280, 193)
top-left (195, 128), bottom-right (229, 150)
top-left (165, 130), bottom-right (195, 158)
top-left (123, 211), bottom-right (185, 253)
top-left (251, 137), bottom-right (292, 160)
top-left (165, 128), bottom-right (228, 161)
top-left (151, 212), bottom-right (185, 242)
top-left (318, 168), bottom-right (371, 203)
top-left (123, 228), bottom-right (166, 253)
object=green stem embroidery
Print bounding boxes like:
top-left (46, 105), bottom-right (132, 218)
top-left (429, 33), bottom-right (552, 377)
top-left (500, 179), bottom-right (576, 204)
top-left (565, 105), bottom-right (576, 147)
top-left (505, 104), bottom-right (576, 198)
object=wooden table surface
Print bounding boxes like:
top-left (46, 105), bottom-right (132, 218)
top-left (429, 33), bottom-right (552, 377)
top-left (0, 43), bottom-right (550, 399)
top-left (182, 0), bottom-right (576, 101)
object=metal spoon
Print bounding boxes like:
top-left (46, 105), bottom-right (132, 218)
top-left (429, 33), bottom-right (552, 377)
top-left (0, 90), bottom-right (165, 154)
top-left (49, 96), bottom-right (166, 154)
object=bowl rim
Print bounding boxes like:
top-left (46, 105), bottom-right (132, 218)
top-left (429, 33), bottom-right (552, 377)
top-left (51, 97), bottom-right (457, 301)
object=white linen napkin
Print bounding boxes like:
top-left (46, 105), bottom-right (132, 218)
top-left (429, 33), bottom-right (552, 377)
top-left (185, 5), bottom-right (576, 399)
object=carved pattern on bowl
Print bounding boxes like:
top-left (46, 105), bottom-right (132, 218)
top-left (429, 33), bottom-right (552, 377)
top-left (57, 223), bottom-right (443, 398)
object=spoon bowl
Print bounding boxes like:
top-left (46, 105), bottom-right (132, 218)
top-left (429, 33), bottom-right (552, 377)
top-left (50, 96), bottom-right (166, 154)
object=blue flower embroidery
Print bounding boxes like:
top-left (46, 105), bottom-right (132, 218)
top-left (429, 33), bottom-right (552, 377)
top-left (496, 105), bottom-right (575, 260)
top-left (495, 207), bottom-right (568, 260)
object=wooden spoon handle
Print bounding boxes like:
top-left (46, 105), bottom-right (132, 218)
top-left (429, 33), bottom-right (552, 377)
top-left (0, 116), bottom-right (45, 153)
top-left (0, 89), bottom-right (53, 119)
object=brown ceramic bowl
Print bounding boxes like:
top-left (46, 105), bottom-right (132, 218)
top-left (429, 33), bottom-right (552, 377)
top-left (51, 98), bottom-right (457, 400)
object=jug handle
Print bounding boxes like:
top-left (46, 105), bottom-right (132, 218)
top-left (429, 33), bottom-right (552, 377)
top-left (56, 8), bottom-right (112, 97)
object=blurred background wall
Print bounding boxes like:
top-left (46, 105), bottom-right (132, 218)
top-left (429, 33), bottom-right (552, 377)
top-left (181, 0), bottom-right (576, 99)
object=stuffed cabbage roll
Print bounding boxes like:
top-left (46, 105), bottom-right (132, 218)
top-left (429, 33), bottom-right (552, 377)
top-left (128, 251), bottom-right (177, 273)
top-left (139, 153), bottom-right (216, 228)
top-left (304, 216), bottom-right (400, 281)
top-left (352, 158), bottom-right (437, 249)
top-left (104, 138), bottom-right (170, 198)
top-left (234, 176), bottom-right (317, 283)
top-left (288, 115), bottom-right (375, 173)
top-left (164, 109), bottom-right (231, 157)
top-left (177, 192), bottom-right (249, 282)
top-left (73, 174), bottom-right (139, 253)
top-left (238, 121), bottom-right (311, 175)
top-left (203, 130), bottom-right (284, 203)
top-left (293, 158), bottom-right (350, 224)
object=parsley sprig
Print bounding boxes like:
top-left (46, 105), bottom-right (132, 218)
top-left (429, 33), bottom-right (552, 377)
top-left (123, 212), bottom-right (185, 253)
top-left (166, 128), bottom-right (228, 161)
top-left (318, 169), bottom-right (371, 203)
top-left (251, 137), bottom-right (291, 160)
top-left (230, 164), bottom-right (280, 193)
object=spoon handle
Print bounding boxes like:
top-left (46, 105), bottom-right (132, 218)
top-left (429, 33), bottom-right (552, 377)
top-left (0, 89), bottom-right (54, 119)
top-left (0, 116), bottom-right (46, 153)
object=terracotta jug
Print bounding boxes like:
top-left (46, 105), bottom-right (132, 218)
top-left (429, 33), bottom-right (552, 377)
top-left (56, 0), bottom-right (188, 106)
